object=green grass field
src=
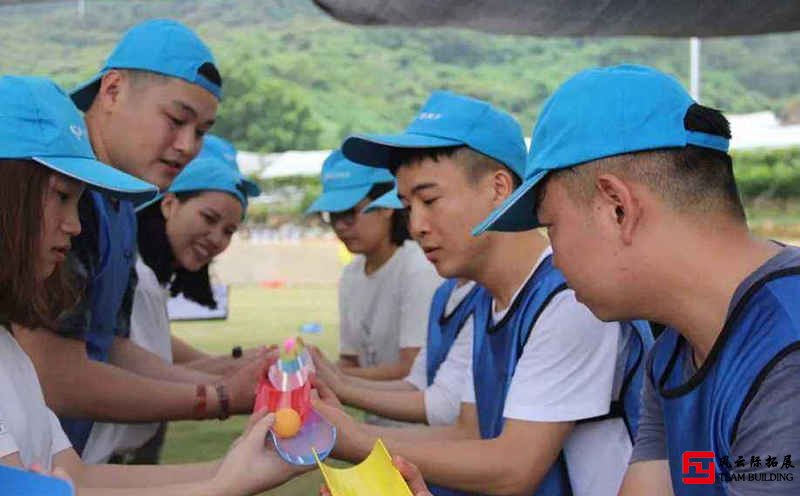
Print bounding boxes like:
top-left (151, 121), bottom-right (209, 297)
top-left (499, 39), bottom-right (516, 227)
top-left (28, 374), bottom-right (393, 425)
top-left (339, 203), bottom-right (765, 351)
top-left (166, 284), bottom-right (342, 495)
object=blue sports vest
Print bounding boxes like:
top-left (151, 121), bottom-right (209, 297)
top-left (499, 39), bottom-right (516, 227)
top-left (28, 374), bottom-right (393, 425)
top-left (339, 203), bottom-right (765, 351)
top-left (589, 319), bottom-right (654, 441)
top-left (425, 279), bottom-right (482, 496)
top-left (426, 279), bottom-right (482, 385)
top-left (59, 192), bottom-right (137, 454)
top-left (469, 255), bottom-right (652, 496)
top-left (650, 266), bottom-right (800, 496)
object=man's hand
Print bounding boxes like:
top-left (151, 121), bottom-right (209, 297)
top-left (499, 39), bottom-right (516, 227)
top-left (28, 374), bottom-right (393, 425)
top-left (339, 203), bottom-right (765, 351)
top-left (311, 378), bottom-right (372, 462)
top-left (393, 456), bottom-right (433, 496)
top-left (221, 349), bottom-right (275, 414)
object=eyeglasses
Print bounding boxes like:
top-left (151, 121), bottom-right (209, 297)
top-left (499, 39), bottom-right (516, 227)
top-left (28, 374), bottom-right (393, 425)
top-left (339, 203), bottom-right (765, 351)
top-left (320, 203), bottom-right (369, 226)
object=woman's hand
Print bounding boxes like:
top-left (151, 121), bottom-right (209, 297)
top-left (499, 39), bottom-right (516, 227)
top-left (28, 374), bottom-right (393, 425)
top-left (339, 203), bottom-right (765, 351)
top-left (212, 408), bottom-right (310, 496)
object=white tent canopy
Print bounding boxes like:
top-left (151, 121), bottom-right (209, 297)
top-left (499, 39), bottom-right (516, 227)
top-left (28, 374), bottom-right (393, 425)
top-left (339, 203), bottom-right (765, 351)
top-left (237, 114), bottom-right (800, 180)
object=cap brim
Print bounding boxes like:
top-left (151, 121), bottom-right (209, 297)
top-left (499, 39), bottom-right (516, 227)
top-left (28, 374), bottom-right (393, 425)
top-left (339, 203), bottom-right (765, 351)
top-left (134, 192), bottom-right (165, 212)
top-left (305, 184), bottom-right (372, 214)
top-left (33, 156), bottom-right (158, 205)
top-left (364, 187), bottom-right (402, 213)
top-left (472, 170), bottom-right (549, 235)
top-left (70, 74), bottom-right (103, 112)
top-left (342, 133), bottom-right (464, 169)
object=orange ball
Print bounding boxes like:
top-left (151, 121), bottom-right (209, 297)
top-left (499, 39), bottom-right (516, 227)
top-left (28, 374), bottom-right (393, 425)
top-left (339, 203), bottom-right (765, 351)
top-left (273, 408), bottom-right (302, 438)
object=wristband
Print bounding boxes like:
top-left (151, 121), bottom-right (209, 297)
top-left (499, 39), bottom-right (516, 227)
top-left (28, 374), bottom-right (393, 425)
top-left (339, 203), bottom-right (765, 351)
top-left (193, 384), bottom-right (207, 419)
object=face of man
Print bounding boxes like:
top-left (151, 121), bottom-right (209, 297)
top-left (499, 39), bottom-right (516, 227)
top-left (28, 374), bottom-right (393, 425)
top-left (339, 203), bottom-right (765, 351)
top-left (396, 156), bottom-right (499, 279)
top-left (94, 72), bottom-right (218, 190)
top-left (536, 173), bottom-right (636, 321)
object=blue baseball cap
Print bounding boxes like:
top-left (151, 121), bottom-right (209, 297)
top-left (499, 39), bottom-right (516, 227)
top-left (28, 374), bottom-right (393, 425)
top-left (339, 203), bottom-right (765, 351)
top-left (473, 64), bottom-right (732, 234)
top-left (342, 90), bottom-right (526, 178)
top-left (0, 76), bottom-right (158, 204)
top-left (202, 135), bottom-right (261, 197)
top-left (163, 137), bottom-right (261, 212)
top-left (305, 150), bottom-right (394, 214)
top-left (71, 19), bottom-right (221, 111)
top-left (364, 186), bottom-right (403, 213)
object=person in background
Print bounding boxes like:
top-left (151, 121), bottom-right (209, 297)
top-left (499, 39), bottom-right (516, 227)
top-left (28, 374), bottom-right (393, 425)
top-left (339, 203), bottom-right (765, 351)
top-left (307, 150), bottom-right (442, 425)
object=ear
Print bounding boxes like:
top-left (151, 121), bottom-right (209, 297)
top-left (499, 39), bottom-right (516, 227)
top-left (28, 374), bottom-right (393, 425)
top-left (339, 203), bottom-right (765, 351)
top-left (94, 70), bottom-right (127, 111)
top-left (594, 173), bottom-right (640, 245)
top-left (160, 193), bottom-right (179, 221)
top-left (488, 168), bottom-right (517, 206)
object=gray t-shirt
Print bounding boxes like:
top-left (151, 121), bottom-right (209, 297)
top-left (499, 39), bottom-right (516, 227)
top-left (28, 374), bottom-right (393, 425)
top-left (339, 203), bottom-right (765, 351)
top-left (631, 246), bottom-right (800, 495)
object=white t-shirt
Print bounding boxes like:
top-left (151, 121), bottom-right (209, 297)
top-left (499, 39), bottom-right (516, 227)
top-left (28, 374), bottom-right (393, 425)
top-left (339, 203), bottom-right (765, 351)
top-left (405, 281), bottom-right (476, 426)
top-left (339, 240), bottom-right (442, 426)
top-left (0, 327), bottom-right (71, 470)
top-left (461, 248), bottom-right (630, 496)
top-left (82, 259), bottom-right (171, 464)
top-left (339, 240), bottom-right (441, 366)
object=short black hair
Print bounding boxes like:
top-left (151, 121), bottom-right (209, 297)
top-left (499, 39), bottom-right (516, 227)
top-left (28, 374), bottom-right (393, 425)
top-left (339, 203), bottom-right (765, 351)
top-left (366, 182), bottom-right (410, 246)
top-left (197, 62), bottom-right (222, 88)
top-left (551, 103), bottom-right (745, 222)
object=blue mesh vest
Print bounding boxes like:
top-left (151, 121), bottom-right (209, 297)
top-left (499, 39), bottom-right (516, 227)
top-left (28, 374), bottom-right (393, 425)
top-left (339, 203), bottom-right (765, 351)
top-left (426, 279), bottom-right (482, 385)
top-left (59, 192), bottom-right (137, 454)
top-left (426, 279), bottom-right (481, 496)
top-left (470, 255), bottom-right (652, 495)
top-left (650, 266), bottom-right (800, 496)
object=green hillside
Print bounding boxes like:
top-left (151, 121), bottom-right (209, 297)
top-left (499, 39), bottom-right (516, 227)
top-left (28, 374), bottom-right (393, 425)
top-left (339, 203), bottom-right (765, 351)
top-left (2, 0), bottom-right (799, 152)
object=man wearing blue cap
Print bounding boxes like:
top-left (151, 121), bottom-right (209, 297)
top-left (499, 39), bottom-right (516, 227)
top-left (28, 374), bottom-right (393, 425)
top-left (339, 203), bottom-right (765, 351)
top-left (313, 91), bottom-right (651, 496)
top-left (16, 19), bottom-right (264, 458)
top-left (82, 135), bottom-right (262, 465)
top-left (476, 64), bottom-right (800, 495)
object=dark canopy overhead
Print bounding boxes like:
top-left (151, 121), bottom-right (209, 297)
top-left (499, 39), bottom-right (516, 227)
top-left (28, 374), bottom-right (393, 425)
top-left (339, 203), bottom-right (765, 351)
top-left (313, 0), bottom-right (800, 37)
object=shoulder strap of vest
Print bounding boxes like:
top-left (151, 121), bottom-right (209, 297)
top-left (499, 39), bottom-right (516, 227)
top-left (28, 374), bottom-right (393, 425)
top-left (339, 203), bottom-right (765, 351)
top-left (89, 190), bottom-right (112, 274)
top-left (662, 265), bottom-right (800, 399)
top-left (578, 321), bottom-right (653, 431)
top-left (445, 283), bottom-right (482, 338)
top-left (504, 255), bottom-right (569, 362)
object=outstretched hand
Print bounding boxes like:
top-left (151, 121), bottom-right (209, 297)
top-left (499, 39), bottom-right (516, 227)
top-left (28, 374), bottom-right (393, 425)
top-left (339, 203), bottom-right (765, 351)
top-left (214, 408), bottom-right (310, 496)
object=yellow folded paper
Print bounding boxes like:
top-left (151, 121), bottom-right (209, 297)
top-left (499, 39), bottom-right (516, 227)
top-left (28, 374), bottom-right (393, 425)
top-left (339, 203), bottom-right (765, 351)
top-left (315, 439), bottom-right (413, 496)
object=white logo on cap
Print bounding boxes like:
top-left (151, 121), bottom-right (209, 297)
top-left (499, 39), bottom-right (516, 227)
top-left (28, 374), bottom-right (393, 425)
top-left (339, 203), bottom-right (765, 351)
top-left (418, 112), bottom-right (443, 120)
top-left (70, 124), bottom-right (85, 140)
top-left (324, 171), bottom-right (351, 181)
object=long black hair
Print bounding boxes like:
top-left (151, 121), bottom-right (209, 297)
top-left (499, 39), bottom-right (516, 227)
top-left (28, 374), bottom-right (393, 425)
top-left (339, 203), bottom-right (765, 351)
top-left (137, 195), bottom-right (217, 309)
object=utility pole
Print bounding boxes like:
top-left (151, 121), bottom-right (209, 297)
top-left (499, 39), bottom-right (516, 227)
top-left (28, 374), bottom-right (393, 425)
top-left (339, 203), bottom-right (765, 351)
top-left (690, 37), bottom-right (701, 102)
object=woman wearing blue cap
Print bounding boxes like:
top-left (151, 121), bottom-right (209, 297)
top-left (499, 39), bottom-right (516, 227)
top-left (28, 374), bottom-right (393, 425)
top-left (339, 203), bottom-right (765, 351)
top-left (0, 75), bottom-right (302, 495)
top-left (307, 150), bottom-right (441, 424)
top-left (83, 135), bottom-right (262, 465)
